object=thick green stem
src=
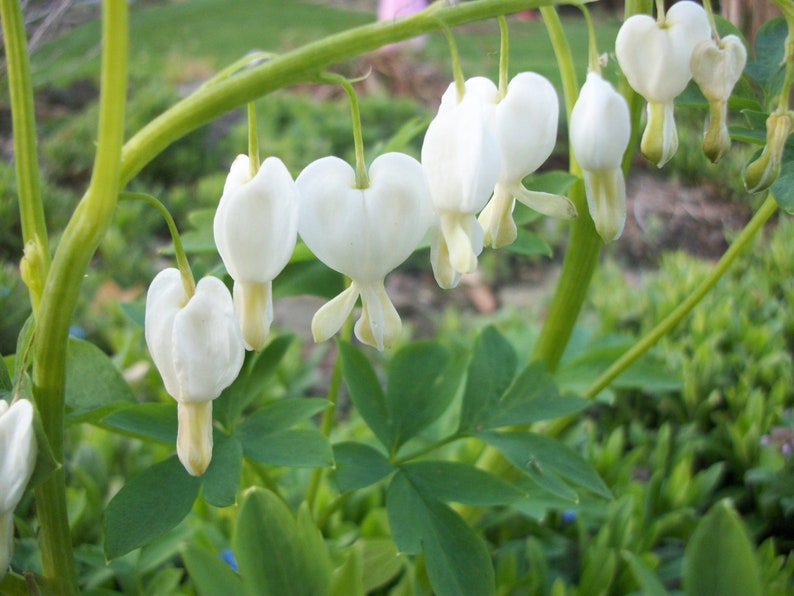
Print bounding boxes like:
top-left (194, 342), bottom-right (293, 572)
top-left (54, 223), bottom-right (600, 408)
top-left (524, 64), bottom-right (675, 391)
top-left (118, 0), bottom-right (584, 187)
top-left (31, 2), bottom-right (127, 592)
top-left (1, 0), bottom-right (51, 313)
top-left (531, 7), bottom-right (601, 371)
top-left (585, 195), bottom-right (779, 397)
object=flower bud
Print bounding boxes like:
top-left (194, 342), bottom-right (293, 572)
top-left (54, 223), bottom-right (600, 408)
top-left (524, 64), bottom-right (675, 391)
top-left (297, 153), bottom-right (433, 350)
top-left (422, 79), bottom-right (501, 288)
top-left (214, 155), bottom-right (299, 351)
top-left (145, 269), bottom-right (245, 475)
top-left (616, 1), bottom-right (711, 166)
top-left (744, 111), bottom-right (794, 193)
top-left (0, 399), bottom-right (37, 580)
top-left (691, 35), bottom-right (747, 162)
top-left (570, 72), bottom-right (631, 242)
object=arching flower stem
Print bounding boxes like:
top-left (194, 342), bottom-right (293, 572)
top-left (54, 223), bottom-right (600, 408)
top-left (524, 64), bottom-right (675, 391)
top-left (497, 15), bottom-right (509, 101)
top-left (247, 103), bottom-right (260, 178)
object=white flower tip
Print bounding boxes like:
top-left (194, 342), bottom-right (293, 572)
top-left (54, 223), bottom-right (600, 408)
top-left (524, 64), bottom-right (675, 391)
top-left (311, 285), bottom-right (360, 344)
top-left (583, 169), bottom-right (626, 243)
top-left (354, 283), bottom-right (402, 351)
top-left (177, 401), bottom-right (214, 477)
top-left (233, 281), bottom-right (273, 351)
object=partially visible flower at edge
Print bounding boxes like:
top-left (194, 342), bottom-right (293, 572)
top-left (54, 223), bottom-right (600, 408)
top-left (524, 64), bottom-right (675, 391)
top-left (744, 110), bottom-right (794, 194)
top-left (0, 399), bottom-right (37, 581)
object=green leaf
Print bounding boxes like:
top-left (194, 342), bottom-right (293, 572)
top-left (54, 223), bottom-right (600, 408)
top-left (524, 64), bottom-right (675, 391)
top-left (386, 341), bottom-right (455, 451)
top-left (401, 461), bottom-right (525, 506)
top-left (65, 338), bottom-right (136, 423)
top-left (0, 355), bottom-right (11, 392)
top-left (523, 170), bottom-right (578, 196)
top-left (274, 259), bottom-right (345, 299)
top-left (104, 456), bottom-right (201, 559)
top-left (239, 428), bottom-right (333, 467)
top-left (119, 301), bottom-right (145, 327)
top-left (459, 326), bottom-right (518, 433)
top-left (386, 472), bottom-right (495, 596)
top-left (235, 398), bottom-right (329, 435)
top-left (333, 441), bottom-right (394, 492)
top-left (13, 315), bottom-right (34, 380)
top-left (182, 543), bottom-right (244, 596)
top-left (296, 503), bottom-right (334, 590)
top-left (202, 434), bottom-right (243, 508)
top-left (683, 500), bottom-right (763, 596)
top-left (101, 403), bottom-right (177, 444)
top-left (484, 362), bottom-right (587, 430)
top-left (233, 488), bottom-right (331, 596)
top-left (745, 18), bottom-right (787, 95)
top-left (504, 229), bottom-right (553, 257)
top-left (359, 538), bottom-right (405, 592)
top-left (477, 431), bottom-right (612, 500)
top-left (622, 551), bottom-right (667, 596)
top-left (338, 340), bottom-right (391, 448)
top-left (216, 334), bottom-right (295, 426)
top-left (330, 545), bottom-right (365, 596)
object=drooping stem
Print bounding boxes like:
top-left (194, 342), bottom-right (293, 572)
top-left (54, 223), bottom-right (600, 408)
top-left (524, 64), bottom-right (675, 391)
top-left (439, 20), bottom-right (466, 101)
top-left (341, 77), bottom-right (369, 188)
top-left (497, 15), bottom-right (509, 100)
top-left (120, 192), bottom-right (196, 297)
top-left (585, 195), bottom-right (779, 398)
top-left (31, 2), bottom-right (128, 592)
top-left (247, 102), bottom-right (260, 177)
top-left (1, 0), bottom-right (51, 314)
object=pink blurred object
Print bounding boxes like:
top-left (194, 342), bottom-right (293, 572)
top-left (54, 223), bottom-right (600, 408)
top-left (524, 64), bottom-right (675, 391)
top-left (377, 0), bottom-right (428, 52)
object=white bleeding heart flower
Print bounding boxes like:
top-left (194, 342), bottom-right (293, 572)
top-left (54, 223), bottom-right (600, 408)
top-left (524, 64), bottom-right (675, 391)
top-left (145, 269), bottom-right (245, 476)
top-left (214, 154), bottom-right (299, 351)
top-left (570, 72), bottom-right (631, 242)
top-left (616, 1), bottom-right (711, 167)
top-left (690, 35), bottom-right (747, 162)
top-left (744, 110), bottom-right (794, 193)
top-left (479, 72), bottom-right (576, 248)
top-left (297, 153), bottom-right (433, 350)
top-left (0, 399), bottom-right (36, 581)
top-left (422, 78), bottom-right (501, 289)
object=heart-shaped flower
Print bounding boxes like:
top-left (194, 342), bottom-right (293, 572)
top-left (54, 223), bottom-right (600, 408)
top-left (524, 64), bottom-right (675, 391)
top-left (214, 154), bottom-right (299, 351)
top-left (570, 72), bottom-right (631, 242)
top-left (0, 399), bottom-right (36, 581)
top-left (422, 78), bottom-right (501, 288)
top-left (145, 269), bottom-right (245, 475)
top-left (690, 35), bottom-right (747, 162)
top-left (297, 152), bottom-right (433, 350)
top-left (479, 72), bottom-right (575, 248)
top-left (616, 1), bottom-right (710, 166)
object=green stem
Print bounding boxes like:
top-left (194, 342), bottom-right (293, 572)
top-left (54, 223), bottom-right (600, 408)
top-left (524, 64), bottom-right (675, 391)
top-left (497, 15), bottom-right (509, 100)
top-left (336, 76), bottom-right (369, 188)
top-left (31, 2), bottom-right (127, 592)
top-left (439, 20), bottom-right (466, 101)
top-left (579, 5), bottom-right (600, 74)
top-left (584, 195), bottom-right (779, 398)
top-left (392, 432), bottom-right (464, 465)
top-left (118, 0), bottom-right (574, 185)
top-left (247, 102), bottom-right (260, 178)
top-left (1, 0), bottom-right (51, 314)
top-left (119, 192), bottom-right (196, 297)
top-left (531, 7), bottom-right (601, 371)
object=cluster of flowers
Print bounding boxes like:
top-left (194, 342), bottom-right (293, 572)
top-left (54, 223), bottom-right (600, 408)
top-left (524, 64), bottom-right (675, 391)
top-left (145, 1), bottom-right (750, 476)
top-left (0, 399), bottom-right (36, 581)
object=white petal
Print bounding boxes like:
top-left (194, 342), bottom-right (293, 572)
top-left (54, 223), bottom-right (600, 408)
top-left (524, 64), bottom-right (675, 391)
top-left (170, 275), bottom-right (245, 402)
top-left (616, 1), bottom-right (710, 102)
top-left (214, 156), bottom-right (299, 283)
top-left (583, 168), bottom-right (627, 242)
top-left (311, 283), bottom-right (360, 343)
top-left (439, 212), bottom-right (483, 275)
top-left (641, 100), bottom-right (679, 168)
top-left (233, 280), bottom-right (273, 351)
top-left (479, 185), bottom-right (517, 249)
top-left (512, 185), bottom-right (577, 220)
top-left (0, 399), bottom-right (36, 514)
top-left (223, 154), bottom-right (252, 195)
top-left (429, 226), bottom-right (462, 290)
top-left (176, 401), bottom-right (213, 476)
top-left (495, 72), bottom-right (559, 184)
top-left (355, 281), bottom-right (402, 351)
top-left (570, 73), bottom-right (631, 171)
top-left (145, 268), bottom-right (187, 398)
top-left (297, 153), bottom-right (431, 282)
top-left (422, 91), bottom-right (501, 214)
top-left (691, 35), bottom-right (747, 102)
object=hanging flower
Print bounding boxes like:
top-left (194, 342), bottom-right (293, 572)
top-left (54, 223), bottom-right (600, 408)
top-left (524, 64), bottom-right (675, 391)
top-left (744, 110), bottom-right (794, 193)
top-left (214, 154), bottom-right (299, 352)
top-left (569, 72), bottom-right (631, 242)
top-left (297, 153), bottom-right (433, 350)
top-left (422, 77), bottom-right (501, 288)
top-left (479, 72), bottom-right (575, 248)
top-left (616, 1), bottom-right (710, 167)
top-left (690, 35), bottom-right (747, 162)
top-left (0, 399), bottom-right (36, 580)
top-left (145, 269), bottom-right (245, 476)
